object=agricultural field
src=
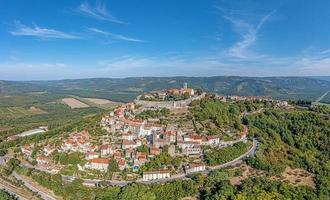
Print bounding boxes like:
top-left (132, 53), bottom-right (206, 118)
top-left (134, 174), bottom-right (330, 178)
top-left (61, 98), bottom-right (90, 109)
top-left (0, 102), bottom-right (102, 141)
top-left (0, 107), bottom-right (44, 120)
top-left (82, 97), bottom-right (122, 109)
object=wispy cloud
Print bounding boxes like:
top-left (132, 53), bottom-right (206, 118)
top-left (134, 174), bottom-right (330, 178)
top-left (88, 27), bottom-right (143, 42)
top-left (10, 21), bottom-right (81, 39)
top-left (225, 10), bottom-right (275, 59)
top-left (77, 1), bottom-right (124, 24)
top-left (293, 49), bottom-right (330, 75)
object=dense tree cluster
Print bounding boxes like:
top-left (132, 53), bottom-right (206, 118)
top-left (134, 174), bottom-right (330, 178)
top-left (244, 108), bottom-right (330, 198)
top-left (53, 152), bottom-right (86, 165)
top-left (18, 165), bottom-right (321, 200)
top-left (136, 108), bottom-right (170, 120)
top-left (204, 142), bottom-right (249, 166)
top-left (140, 152), bottom-right (183, 172)
top-left (191, 97), bottom-right (268, 133)
top-left (2, 158), bottom-right (20, 176)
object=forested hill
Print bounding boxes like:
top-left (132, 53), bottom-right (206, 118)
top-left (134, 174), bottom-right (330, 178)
top-left (1, 76), bottom-right (330, 102)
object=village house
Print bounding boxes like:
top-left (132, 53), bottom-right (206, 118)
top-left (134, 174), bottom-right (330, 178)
top-left (139, 126), bottom-right (153, 137)
top-left (201, 135), bottom-right (220, 146)
top-left (118, 159), bottom-right (126, 170)
top-left (121, 132), bottom-right (135, 140)
top-left (125, 148), bottom-right (135, 159)
top-left (184, 134), bottom-right (203, 144)
top-left (182, 145), bottom-right (201, 157)
top-left (142, 93), bottom-right (155, 100)
top-left (168, 145), bottom-right (176, 157)
top-left (143, 170), bottom-right (171, 181)
top-left (21, 144), bottom-right (33, 157)
top-left (43, 145), bottom-right (56, 156)
top-left (156, 92), bottom-right (167, 100)
top-left (164, 131), bottom-right (176, 143)
top-left (60, 131), bottom-right (92, 153)
top-left (184, 163), bottom-right (206, 174)
top-left (167, 88), bottom-right (181, 96)
top-left (113, 151), bottom-right (122, 160)
top-left (100, 144), bottom-right (113, 157)
top-left (240, 127), bottom-right (248, 140)
top-left (36, 156), bottom-right (49, 165)
top-left (122, 140), bottom-right (137, 149)
top-left (177, 141), bottom-right (200, 149)
top-left (149, 146), bottom-right (161, 158)
top-left (85, 152), bottom-right (99, 160)
top-left (136, 152), bottom-right (147, 162)
top-left (85, 158), bottom-right (109, 171)
top-left (114, 107), bottom-right (125, 118)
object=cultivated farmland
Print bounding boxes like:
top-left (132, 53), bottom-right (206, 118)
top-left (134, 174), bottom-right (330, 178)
top-left (61, 98), bottom-right (90, 109)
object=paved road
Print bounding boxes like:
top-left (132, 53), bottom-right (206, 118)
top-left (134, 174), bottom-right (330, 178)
top-left (314, 90), bottom-right (329, 104)
top-left (0, 184), bottom-right (28, 200)
top-left (12, 171), bottom-right (57, 200)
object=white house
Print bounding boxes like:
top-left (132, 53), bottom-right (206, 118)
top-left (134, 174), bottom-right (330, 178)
top-left (43, 146), bottom-right (56, 156)
top-left (122, 132), bottom-right (135, 140)
top-left (183, 145), bottom-right (201, 156)
top-left (100, 144), bottom-right (112, 157)
top-left (184, 163), bottom-right (206, 174)
top-left (143, 170), bottom-right (170, 181)
top-left (85, 152), bottom-right (99, 160)
top-left (139, 126), bottom-right (153, 137)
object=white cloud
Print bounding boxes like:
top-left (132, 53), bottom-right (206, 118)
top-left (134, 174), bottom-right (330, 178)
top-left (10, 21), bottom-right (81, 40)
top-left (294, 56), bottom-right (330, 76)
top-left (88, 27), bottom-right (143, 42)
top-left (225, 10), bottom-right (275, 59)
top-left (77, 1), bottom-right (124, 24)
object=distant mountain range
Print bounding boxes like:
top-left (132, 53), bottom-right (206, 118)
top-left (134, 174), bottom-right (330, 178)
top-left (1, 76), bottom-right (330, 102)
top-left (310, 76), bottom-right (330, 82)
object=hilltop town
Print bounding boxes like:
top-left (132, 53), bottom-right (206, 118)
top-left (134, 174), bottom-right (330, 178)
top-left (15, 84), bottom-right (279, 184)
top-left (1, 83), bottom-right (327, 200)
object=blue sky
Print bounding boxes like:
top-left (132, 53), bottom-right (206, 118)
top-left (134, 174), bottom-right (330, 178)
top-left (1, 0), bottom-right (330, 80)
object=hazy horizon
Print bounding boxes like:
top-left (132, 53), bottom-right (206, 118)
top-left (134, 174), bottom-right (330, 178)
top-left (1, 75), bottom-right (330, 82)
top-left (1, 0), bottom-right (330, 80)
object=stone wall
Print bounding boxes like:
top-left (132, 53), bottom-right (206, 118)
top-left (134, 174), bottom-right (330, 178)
top-left (134, 93), bottom-right (205, 109)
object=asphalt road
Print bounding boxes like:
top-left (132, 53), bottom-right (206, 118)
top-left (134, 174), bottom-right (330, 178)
top-left (0, 184), bottom-right (28, 200)
top-left (12, 171), bottom-right (57, 200)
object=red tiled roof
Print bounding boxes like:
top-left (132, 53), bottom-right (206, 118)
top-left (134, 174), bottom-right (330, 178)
top-left (91, 158), bottom-right (109, 164)
top-left (122, 140), bottom-right (136, 145)
top-left (118, 159), bottom-right (126, 166)
top-left (100, 144), bottom-right (110, 150)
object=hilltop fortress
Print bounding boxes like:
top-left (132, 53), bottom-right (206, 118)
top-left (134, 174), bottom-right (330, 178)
top-left (134, 83), bottom-right (205, 109)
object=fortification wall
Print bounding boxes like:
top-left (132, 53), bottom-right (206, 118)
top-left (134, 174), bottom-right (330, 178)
top-left (134, 93), bottom-right (205, 109)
